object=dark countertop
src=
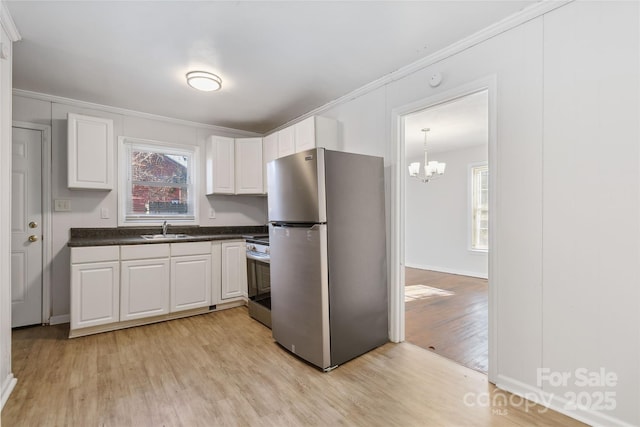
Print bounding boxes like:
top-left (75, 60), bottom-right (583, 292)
top-left (68, 225), bottom-right (268, 247)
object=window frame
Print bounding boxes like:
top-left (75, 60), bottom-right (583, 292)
top-left (118, 136), bottom-right (199, 226)
top-left (468, 162), bottom-right (489, 253)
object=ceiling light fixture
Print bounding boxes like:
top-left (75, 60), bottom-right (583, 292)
top-left (408, 128), bottom-right (446, 183)
top-left (186, 71), bottom-right (222, 92)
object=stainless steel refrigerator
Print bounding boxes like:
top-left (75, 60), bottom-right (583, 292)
top-left (267, 148), bottom-right (388, 371)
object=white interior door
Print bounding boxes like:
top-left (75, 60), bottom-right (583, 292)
top-left (11, 126), bottom-right (43, 327)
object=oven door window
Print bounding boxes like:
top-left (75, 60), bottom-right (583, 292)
top-left (255, 262), bottom-right (271, 295)
top-left (247, 257), bottom-right (270, 299)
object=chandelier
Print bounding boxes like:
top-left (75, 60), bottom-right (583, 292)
top-left (408, 128), bottom-right (446, 183)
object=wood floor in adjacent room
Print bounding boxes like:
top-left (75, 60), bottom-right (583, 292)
top-left (2, 307), bottom-right (584, 427)
top-left (405, 267), bottom-right (488, 373)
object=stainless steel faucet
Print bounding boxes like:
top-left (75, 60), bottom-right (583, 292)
top-left (162, 221), bottom-right (169, 236)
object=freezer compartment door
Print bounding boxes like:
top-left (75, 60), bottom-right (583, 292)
top-left (269, 223), bottom-right (330, 369)
top-left (267, 148), bottom-right (326, 223)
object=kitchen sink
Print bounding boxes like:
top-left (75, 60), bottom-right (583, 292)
top-left (140, 234), bottom-right (191, 240)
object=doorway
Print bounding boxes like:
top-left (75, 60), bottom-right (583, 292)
top-left (390, 77), bottom-right (497, 381)
top-left (11, 122), bottom-right (52, 327)
top-left (403, 90), bottom-right (489, 372)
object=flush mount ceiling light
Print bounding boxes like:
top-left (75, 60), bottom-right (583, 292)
top-left (408, 128), bottom-right (446, 183)
top-left (186, 71), bottom-right (222, 92)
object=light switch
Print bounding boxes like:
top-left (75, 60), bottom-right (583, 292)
top-left (209, 208), bottom-right (216, 219)
top-left (54, 199), bottom-right (71, 212)
top-left (101, 208), bottom-right (109, 219)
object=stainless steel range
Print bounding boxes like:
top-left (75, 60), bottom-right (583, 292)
top-left (245, 235), bottom-right (271, 328)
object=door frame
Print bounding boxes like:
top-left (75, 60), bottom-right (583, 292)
top-left (12, 121), bottom-right (52, 325)
top-left (389, 75), bottom-right (498, 383)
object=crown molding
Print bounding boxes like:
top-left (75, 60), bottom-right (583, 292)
top-left (1, 2), bottom-right (21, 42)
top-left (267, 0), bottom-right (573, 135)
top-left (12, 89), bottom-right (261, 137)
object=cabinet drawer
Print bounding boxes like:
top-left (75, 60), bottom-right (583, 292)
top-left (121, 244), bottom-right (170, 260)
top-left (71, 246), bottom-right (119, 264)
top-left (171, 241), bottom-right (211, 257)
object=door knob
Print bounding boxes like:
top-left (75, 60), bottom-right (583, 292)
top-left (29, 221), bottom-right (38, 229)
top-left (28, 235), bottom-right (39, 242)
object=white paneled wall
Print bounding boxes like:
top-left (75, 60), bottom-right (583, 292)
top-left (542, 2), bottom-right (640, 424)
top-left (319, 2), bottom-right (639, 425)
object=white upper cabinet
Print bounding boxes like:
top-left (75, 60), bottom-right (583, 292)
top-left (294, 116), bottom-right (339, 153)
top-left (206, 135), bottom-right (235, 195)
top-left (67, 113), bottom-right (114, 190)
top-left (206, 116), bottom-right (338, 196)
top-left (277, 126), bottom-right (295, 158)
top-left (262, 132), bottom-right (278, 194)
top-left (235, 137), bottom-right (263, 194)
top-left (261, 116), bottom-right (340, 193)
top-left (206, 135), bottom-right (263, 195)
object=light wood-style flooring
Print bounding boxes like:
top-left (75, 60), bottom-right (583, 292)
top-left (405, 267), bottom-right (488, 373)
top-left (3, 307), bottom-right (583, 426)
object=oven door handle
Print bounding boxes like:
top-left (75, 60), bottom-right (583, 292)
top-left (246, 252), bottom-right (270, 264)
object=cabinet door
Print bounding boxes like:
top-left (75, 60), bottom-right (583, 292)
top-left (211, 242), bottom-right (222, 305)
top-left (120, 258), bottom-right (170, 321)
top-left (71, 261), bottom-right (119, 329)
top-left (263, 133), bottom-right (278, 193)
top-left (171, 255), bottom-right (212, 312)
top-left (294, 116), bottom-right (316, 153)
top-left (277, 127), bottom-right (295, 158)
top-left (235, 137), bottom-right (264, 194)
top-left (294, 116), bottom-right (339, 153)
top-left (206, 135), bottom-right (235, 195)
top-left (221, 241), bottom-right (248, 300)
top-left (67, 113), bottom-right (114, 190)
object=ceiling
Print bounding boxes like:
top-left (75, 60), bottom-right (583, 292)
top-left (404, 90), bottom-right (488, 159)
top-left (6, 1), bottom-right (532, 134)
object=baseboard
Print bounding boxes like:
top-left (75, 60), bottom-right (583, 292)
top-left (404, 262), bottom-right (488, 279)
top-left (1, 373), bottom-right (16, 409)
top-left (495, 374), bottom-right (635, 427)
top-left (49, 314), bottom-right (70, 325)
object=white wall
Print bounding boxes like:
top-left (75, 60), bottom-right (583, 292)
top-left (12, 94), bottom-right (268, 320)
top-left (317, 1), bottom-right (639, 425)
top-left (0, 3), bottom-right (17, 409)
top-left (405, 145), bottom-right (488, 278)
top-left (541, 2), bottom-right (639, 425)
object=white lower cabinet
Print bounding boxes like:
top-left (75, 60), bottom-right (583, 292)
top-left (221, 240), bottom-right (247, 300)
top-left (170, 242), bottom-right (212, 312)
top-left (70, 246), bottom-right (120, 330)
top-left (120, 244), bottom-right (170, 321)
top-left (70, 238), bottom-right (248, 337)
top-left (211, 242), bottom-right (222, 305)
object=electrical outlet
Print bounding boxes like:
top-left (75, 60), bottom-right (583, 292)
top-left (54, 199), bottom-right (71, 212)
top-left (209, 208), bottom-right (216, 219)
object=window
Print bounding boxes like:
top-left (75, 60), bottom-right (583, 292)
top-left (470, 163), bottom-right (489, 251)
top-left (119, 137), bottom-right (198, 225)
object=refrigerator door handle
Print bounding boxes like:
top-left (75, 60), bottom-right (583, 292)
top-left (270, 223), bottom-right (324, 229)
